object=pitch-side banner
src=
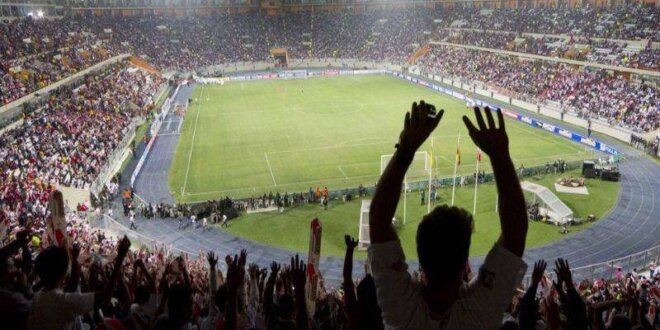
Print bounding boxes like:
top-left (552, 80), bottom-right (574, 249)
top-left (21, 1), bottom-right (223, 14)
top-left (306, 218), bottom-right (322, 314)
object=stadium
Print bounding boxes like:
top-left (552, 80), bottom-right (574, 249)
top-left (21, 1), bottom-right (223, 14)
top-left (0, 0), bottom-right (659, 329)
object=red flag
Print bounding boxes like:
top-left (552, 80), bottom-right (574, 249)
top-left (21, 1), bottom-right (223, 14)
top-left (455, 146), bottom-right (461, 165)
top-left (476, 149), bottom-right (482, 162)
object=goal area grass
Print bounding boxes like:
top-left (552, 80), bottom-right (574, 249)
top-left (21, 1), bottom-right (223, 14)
top-left (168, 74), bottom-right (619, 257)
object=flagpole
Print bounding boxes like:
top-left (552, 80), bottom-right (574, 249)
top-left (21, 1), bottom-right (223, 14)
top-left (427, 136), bottom-right (433, 214)
top-left (473, 148), bottom-right (480, 215)
top-left (403, 176), bottom-right (407, 225)
top-left (451, 132), bottom-right (460, 206)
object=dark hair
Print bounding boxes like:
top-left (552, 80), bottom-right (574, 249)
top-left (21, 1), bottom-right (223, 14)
top-left (214, 284), bottom-right (228, 312)
top-left (135, 284), bottom-right (151, 304)
top-left (416, 205), bottom-right (473, 290)
top-left (168, 283), bottom-right (192, 325)
top-left (34, 246), bottom-right (69, 288)
top-left (278, 293), bottom-right (295, 319)
top-left (357, 275), bottom-right (384, 330)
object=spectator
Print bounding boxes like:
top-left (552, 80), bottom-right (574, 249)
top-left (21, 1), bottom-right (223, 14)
top-left (368, 104), bottom-right (528, 328)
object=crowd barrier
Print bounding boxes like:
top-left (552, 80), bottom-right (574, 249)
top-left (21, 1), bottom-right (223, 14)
top-left (91, 213), bottom-right (198, 264)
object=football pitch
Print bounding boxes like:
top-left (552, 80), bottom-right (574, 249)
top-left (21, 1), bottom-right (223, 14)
top-left (169, 75), bottom-right (593, 202)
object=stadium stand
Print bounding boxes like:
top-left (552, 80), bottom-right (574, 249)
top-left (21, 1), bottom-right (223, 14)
top-left (0, 2), bottom-right (659, 330)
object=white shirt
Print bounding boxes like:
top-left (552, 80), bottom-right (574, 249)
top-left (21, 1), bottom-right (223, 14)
top-left (368, 240), bottom-right (527, 330)
top-left (27, 289), bottom-right (95, 330)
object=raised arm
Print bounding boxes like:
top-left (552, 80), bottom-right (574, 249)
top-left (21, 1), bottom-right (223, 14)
top-left (518, 260), bottom-right (545, 330)
top-left (225, 250), bottom-right (246, 330)
top-left (95, 235), bottom-right (131, 310)
top-left (291, 254), bottom-right (309, 330)
top-left (370, 101), bottom-right (443, 243)
top-left (342, 235), bottom-right (359, 328)
top-left (207, 251), bottom-right (219, 317)
top-left (462, 107), bottom-right (527, 256)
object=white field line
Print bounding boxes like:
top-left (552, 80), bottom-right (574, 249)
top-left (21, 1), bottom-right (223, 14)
top-left (337, 166), bottom-right (349, 179)
top-left (158, 132), bottom-right (181, 137)
top-left (182, 85), bottom-right (205, 195)
top-left (264, 153), bottom-right (277, 186)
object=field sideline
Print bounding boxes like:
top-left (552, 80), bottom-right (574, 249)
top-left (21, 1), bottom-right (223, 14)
top-left (168, 75), bottom-right (593, 202)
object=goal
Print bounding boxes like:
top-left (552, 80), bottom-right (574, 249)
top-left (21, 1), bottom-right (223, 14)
top-left (358, 151), bottom-right (430, 250)
top-left (357, 200), bottom-right (371, 250)
top-left (380, 151), bottom-right (431, 181)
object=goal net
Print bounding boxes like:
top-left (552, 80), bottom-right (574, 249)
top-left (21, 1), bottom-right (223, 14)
top-left (380, 151), bottom-right (431, 180)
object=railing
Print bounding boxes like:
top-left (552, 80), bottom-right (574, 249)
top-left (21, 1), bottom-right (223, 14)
top-left (89, 116), bottom-right (143, 197)
top-left (522, 245), bottom-right (660, 287)
top-left (91, 213), bottom-right (199, 263)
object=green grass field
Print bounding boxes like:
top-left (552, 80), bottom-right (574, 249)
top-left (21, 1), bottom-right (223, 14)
top-left (169, 75), bottom-right (594, 202)
top-left (166, 74), bottom-right (620, 257)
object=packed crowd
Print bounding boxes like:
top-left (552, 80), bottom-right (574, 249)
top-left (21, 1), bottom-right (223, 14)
top-left (419, 46), bottom-right (659, 132)
top-left (438, 29), bottom-right (659, 71)
top-left (443, 4), bottom-right (659, 41)
top-left (1, 214), bottom-right (659, 330)
top-left (0, 16), bottom-right (118, 105)
top-left (0, 62), bottom-right (163, 256)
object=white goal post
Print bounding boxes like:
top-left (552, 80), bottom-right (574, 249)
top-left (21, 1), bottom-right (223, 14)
top-left (358, 151), bottom-right (431, 249)
top-left (380, 151), bottom-right (431, 181)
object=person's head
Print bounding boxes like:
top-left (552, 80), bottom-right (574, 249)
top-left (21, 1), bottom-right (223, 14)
top-left (167, 283), bottom-right (192, 325)
top-left (34, 246), bottom-right (69, 289)
top-left (277, 293), bottom-right (295, 320)
top-left (213, 284), bottom-right (228, 313)
top-left (357, 275), bottom-right (384, 330)
top-left (135, 284), bottom-right (150, 305)
top-left (416, 205), bottom-right (473, 291)
top-left (0, 253), bottom-right (17, 287)
top-left (609, 314), bottom-right (632, 330)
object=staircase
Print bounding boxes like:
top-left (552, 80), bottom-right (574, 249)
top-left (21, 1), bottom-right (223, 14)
top-left (129, 56), bottom-right (161, 75)
top-left (406, 44), bottom-right (432, 65)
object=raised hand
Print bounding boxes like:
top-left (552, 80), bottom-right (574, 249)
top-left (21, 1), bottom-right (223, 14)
top-left (71, 242), bottom-right (81, 261)
top-left (531, 260), bottom-right (547, 286)
top-left (344, 235), bottom-right (358, 251)
top-left (117, 235), bottom-right (131, 257)
top-left (238, 249), bottom-right (247, 268)
top-left (554, 258), bottom-right (573, 289)
top-left (207, 251), bottom-right (218, 268)
top-left (291, 254), bottom-right (307, 291)
top-left (16, 228), bottom-right (32, 246)
top-left (226, 254), bottom-right (245, 292)
top-left (248, 263), bottom-right (259, 279)
top-left (397, 101), bottom-right (444, 154)
top-left (270, 261), bottom-right (281, 277)
top-left (462, 106), bottom-right (509, 160)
